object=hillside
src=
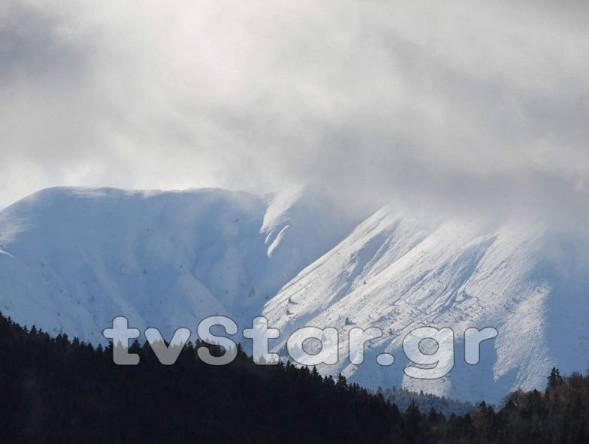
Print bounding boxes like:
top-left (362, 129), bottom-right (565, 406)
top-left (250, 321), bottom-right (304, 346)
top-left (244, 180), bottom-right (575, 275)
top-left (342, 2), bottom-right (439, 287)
top-left (1, 313), bottom-right (589, 444)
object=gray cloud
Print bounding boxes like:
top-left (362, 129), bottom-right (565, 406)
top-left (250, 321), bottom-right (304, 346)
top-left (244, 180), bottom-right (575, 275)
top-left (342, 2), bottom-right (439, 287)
top-left (1, 0), bottom-right (589, 229)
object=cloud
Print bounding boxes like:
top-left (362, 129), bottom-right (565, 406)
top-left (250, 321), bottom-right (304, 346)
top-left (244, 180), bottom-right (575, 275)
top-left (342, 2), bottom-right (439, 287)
top-left (1, 0), bottom-right (589, 229)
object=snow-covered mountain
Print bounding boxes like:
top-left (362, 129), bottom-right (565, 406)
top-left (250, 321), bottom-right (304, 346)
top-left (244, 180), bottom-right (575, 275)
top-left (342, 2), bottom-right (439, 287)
top-left (0, 186), bottom-right (362, 339)
top-left (1, 186), bottom-right (588, 403)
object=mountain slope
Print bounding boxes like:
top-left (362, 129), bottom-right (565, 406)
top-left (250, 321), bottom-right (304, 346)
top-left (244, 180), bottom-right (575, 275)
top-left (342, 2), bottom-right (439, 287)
top-left (263, 208), bottom-right (563, 402)
top-left (0, 186), bottom-right (361, 340)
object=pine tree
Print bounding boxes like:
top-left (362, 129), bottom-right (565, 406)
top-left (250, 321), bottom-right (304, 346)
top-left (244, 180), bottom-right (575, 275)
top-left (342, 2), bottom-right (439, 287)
top-left (547, 367), bottom-right (563, 390)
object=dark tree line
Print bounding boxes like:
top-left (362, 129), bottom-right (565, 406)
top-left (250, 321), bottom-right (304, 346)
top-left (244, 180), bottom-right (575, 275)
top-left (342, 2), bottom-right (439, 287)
top-left (1, 312), bottom-right (589, 443)
top-left (380, 386), bottom-right (474, 417)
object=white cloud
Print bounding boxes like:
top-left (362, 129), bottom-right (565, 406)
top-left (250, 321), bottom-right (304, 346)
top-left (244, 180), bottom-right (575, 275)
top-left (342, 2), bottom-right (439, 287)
top-left (1, 0), bottom-right (588, 229)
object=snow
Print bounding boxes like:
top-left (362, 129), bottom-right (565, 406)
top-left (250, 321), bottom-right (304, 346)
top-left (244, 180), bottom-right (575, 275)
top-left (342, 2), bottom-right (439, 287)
top-left (0, 186), bottom-right (358, 339)
top-left (1, 186), bottom-right (588, 403)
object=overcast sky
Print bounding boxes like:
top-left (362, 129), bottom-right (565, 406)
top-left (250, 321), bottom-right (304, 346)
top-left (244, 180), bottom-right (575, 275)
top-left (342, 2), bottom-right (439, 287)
top-left (1, 0), bottom-right (589, 225)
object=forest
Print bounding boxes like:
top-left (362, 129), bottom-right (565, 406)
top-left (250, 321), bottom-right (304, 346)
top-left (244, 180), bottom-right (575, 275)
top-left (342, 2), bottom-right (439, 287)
top-left (0, 312), bottom-right (588, 443)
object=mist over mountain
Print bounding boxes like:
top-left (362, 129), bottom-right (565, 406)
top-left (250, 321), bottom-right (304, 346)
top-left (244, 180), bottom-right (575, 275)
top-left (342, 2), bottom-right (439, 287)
top-left (2, 0), bottom-right (589, 234)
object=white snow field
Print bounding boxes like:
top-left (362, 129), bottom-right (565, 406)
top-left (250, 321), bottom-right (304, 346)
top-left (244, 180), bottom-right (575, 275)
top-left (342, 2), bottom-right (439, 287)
top-left (1, 186), bottom-right (588, 403)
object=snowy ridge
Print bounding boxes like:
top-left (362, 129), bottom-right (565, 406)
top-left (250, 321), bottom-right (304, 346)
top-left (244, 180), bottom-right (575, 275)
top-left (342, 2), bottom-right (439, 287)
top-left (1, 186), bottom-right (588, 403)
top-left (0, 187), bottom-right (359, 340)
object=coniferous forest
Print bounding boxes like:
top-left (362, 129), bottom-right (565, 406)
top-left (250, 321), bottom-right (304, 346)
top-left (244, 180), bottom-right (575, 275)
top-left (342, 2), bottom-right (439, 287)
top-left (1, 312), bottom-right (589, 444)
